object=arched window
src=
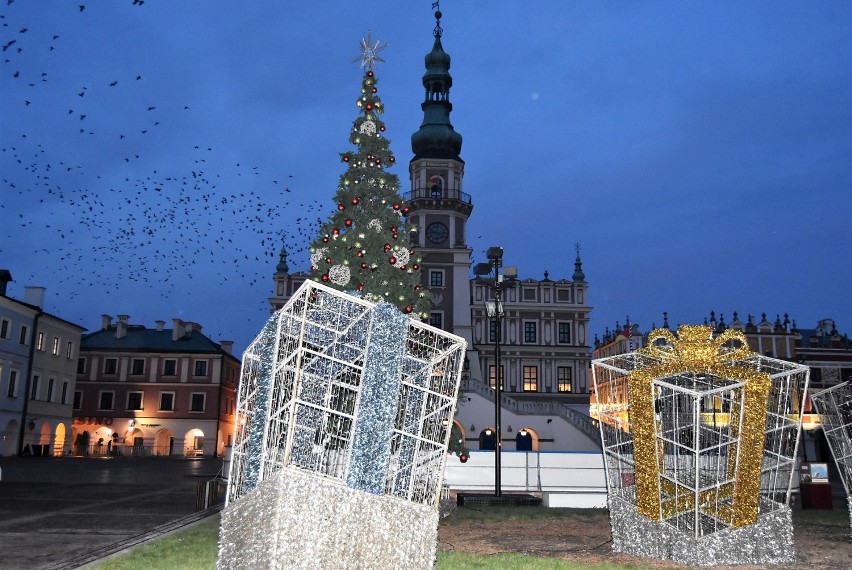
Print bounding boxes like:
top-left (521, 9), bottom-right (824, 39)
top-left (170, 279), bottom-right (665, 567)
top-left (479, 428), bottom-right (497, 450)
top-left (429, 175), bottom-right (443, 198)
top-left (515, 428), bottom-right (539, 451)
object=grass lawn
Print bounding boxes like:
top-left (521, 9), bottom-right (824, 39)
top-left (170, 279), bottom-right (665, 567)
top-left (91, 506), bottom-right (849, 570)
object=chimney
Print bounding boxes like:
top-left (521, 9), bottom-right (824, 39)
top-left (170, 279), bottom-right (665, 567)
top-left (116, 315), bottom-right (129, 339)
top-left (23, 286), bottom-right (46, 309)
top-left (172, 319), bottom-right (186, 341)
top-left (0, 269), bottom-right (12, 296)
top-left (184, 322), bottom-right (202, 334)
top-left (220, 340), bottom-right (234, 355)
top-left (101, 315), bottom-right (113, 330)
top-left (155, 320), bottom-right (165, 331)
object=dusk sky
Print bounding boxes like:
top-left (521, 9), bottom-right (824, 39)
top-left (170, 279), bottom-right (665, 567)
top-left (2, 1), bottom-right (850, 353)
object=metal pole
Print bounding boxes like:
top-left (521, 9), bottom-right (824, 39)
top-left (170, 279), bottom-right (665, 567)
top-left (494, 263), bottom-right (502, 497)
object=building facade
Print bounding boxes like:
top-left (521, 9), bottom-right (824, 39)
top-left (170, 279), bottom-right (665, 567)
top-left (73, 315), bottom-right (239, 458)
top-left (0, 271), bottom-right (85, 457)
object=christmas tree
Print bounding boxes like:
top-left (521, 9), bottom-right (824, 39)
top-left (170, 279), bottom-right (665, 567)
top-left (309, 35), bottom-right (431, 318)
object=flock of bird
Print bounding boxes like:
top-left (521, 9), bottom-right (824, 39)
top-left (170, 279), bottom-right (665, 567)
top-left (0, 3), bottom-right (328, 343)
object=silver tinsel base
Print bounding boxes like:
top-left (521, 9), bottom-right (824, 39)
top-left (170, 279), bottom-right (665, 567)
top-left (848, 495), bottom-right (852, 540)
top-left (218, 468), bottom-right (439, 569)
top-left (609, 497), bottom-right (795, 566)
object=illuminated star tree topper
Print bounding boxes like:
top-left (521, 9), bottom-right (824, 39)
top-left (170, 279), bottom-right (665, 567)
top-left (353, 31), bottom-right (389, 70)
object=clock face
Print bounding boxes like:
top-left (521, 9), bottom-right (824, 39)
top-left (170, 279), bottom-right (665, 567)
top-left (426, 222), bottom-right (449, 244)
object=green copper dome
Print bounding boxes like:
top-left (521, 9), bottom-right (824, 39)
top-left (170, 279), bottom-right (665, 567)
top-left (411, 21), bottom-right (463, 162)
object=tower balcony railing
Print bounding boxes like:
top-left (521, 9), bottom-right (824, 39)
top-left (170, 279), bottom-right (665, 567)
top-left (403, 187), bottom-right (472, 204)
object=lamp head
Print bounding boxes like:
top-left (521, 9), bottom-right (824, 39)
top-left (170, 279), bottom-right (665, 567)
top-left (486, 246), bottom-right (503, 261)
top-left (474, 262), bottom-right (492, 276)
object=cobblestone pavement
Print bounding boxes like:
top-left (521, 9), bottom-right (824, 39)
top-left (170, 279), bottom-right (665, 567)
top-left (0, 456), bottom-right (222, 570)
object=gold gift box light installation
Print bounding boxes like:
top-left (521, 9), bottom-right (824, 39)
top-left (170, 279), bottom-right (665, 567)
top-left (592, 325), bottom-right (809, 537)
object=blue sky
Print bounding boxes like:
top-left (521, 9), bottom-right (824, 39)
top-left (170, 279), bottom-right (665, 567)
top-left (1, 1), bottom-right (850, 352)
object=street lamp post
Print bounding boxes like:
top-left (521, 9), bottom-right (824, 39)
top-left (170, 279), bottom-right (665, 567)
top-left (476, 246), bottom-right (517, 498)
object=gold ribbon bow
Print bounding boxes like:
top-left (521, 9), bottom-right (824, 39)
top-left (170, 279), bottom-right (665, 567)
top-left (628, 325), bottom-right (771, 528)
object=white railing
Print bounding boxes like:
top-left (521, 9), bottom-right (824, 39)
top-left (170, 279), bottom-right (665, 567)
top-left (444, 450), bottom-right (606, 494)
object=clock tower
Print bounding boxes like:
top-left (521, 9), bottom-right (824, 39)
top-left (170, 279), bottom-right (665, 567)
top-left (403, 11), bottom-right (473, 347)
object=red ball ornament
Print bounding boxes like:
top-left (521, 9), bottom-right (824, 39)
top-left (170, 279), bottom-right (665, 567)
top-left (357, 251), bottom-right (364, 257)
top-left (412, 264), bottom-right (419, 270)
top-left (367, 70), bottom-right (374, 77)
top-left (380, 125), bottom-right (385, 132)
top-left (389, 156), bottom-right (395, 163)
top-left (366, 104), bottom-right (373, 111)
top-left (360, 262), bottom-right (367, 269)
top-left (459, 453), bottom-right (469, 464)
top-left (400, 265), bottom-right (407, 270)
top-left (343, 156), bottom-right (350, 162)
top-left (321, 274), bottom-right (329, 282)
top-left (322, 236), bottom-right (329, 243)
top-left (344, 219), bottom-right (353, 227)
top-left (402, 207), bottom-right (411, 215)
top-left (351, 197), bottom-right (359, 205)
top-left (332, 228), bottom-right (340, 236)
top-left (325, 257), bottom-right (332, 263)
top-left (404, 306), bottom-right (412, 313)
top-left (384, 243), bottom-right (391, 251)
top-left (389, 257), bottom-right (397, 265)
top-left (367, 154), bottom-right (373, 160)
top-left (391, 226), bottom-right (398, 232)
top-left (392, 233), bottom-right (399, 240)
top-left (372, 87), bottom-right (377, 93)
top-left (375, 158), bottom-right (381, 164)
top-left (415, 285), bottom-right (422, 291)
top-left (357, 283), bottom-right (365, 291)
top-left (392, 203), bottom-right (400, 211)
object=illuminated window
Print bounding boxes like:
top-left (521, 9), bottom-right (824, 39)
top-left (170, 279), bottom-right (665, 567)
top-left (66, 341), bottom-right (74, 359)
top-left (52, 337), bottom-right (59, 355)
top-left (558, 367), bottom-right (573, 393)
top-left (37, 332), bottom-right (44, 351)
top-left (523, 366), bottom-right (538, 392)
top-left (488, 365), bottom-right (505, 390)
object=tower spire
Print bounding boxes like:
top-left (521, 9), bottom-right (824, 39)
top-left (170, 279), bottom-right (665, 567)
top-left (411, 7), bottom-right (462, 162)
top-left (572, 243), bottom-right (586, 282)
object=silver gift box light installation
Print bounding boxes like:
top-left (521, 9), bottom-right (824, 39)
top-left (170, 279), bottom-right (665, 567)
top-left (591, 325), bottom-right (810, 566)
top-left (810, 381), bottom-right (852, 538)
top-left (219, 280), bottom-right (466, 569)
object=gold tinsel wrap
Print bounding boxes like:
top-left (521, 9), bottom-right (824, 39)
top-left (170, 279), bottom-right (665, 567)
top-left (628, 325), bottom-right (771, 528)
